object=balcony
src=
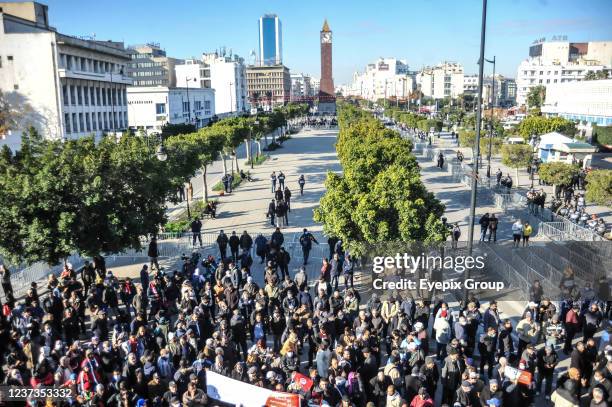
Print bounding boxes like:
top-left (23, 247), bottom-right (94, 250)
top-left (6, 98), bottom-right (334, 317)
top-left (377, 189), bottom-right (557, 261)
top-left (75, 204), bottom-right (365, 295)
top-left (58, 69), bottom-right (133, 85)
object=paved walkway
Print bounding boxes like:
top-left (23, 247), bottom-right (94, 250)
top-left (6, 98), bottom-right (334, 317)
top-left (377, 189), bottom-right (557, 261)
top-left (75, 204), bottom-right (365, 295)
top-left (110, 127), bottom-right (341, 284)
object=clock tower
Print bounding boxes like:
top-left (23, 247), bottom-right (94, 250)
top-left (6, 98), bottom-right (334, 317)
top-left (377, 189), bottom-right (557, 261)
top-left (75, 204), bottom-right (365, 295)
top-left (318, 19), bottom-right (336, 114)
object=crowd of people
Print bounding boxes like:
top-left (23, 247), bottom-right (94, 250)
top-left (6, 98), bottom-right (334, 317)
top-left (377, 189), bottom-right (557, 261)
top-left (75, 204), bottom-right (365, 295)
top-left (1, 222), bottom-right (611, 407)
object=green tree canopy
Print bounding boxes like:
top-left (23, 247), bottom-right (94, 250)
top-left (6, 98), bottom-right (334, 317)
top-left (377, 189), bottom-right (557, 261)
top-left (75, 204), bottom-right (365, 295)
top-left (501, 144), bottom-right (533, 186)
top-left (526, 85), bottom-right (546, 109)
top-left (314, 105), bottom-right (447, 253)
top-left (517, 115), bottom-right (576, 140)
top-left (593, 125), bottom-right (612, 146)
top-left (585, 170), bottom-right (612, 206)
top-left (538, 162), bottom-right (580, 187)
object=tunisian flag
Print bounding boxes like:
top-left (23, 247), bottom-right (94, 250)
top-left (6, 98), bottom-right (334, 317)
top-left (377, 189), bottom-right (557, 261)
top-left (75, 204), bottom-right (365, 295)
top-left (291, 372), bottom-right (314, 392)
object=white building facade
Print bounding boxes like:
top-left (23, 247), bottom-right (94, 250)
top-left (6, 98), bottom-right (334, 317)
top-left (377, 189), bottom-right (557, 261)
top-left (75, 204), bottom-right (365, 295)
top-left (417, 62), bottom-right (464, 99)
top-left (127, 87), bottom-right (215, 133)
top-left (542, 79), bottom-right (612, 126)
top-left (515, 39), bottom-right (612, 106)
top-left (202, 52), bottom-right (247, 115)
top-left (290, 73), bottom-right (313, 100)
top-left (343, 58), bottom-right (415, 101)
top-left (0, 1), bottom-right (131, 145)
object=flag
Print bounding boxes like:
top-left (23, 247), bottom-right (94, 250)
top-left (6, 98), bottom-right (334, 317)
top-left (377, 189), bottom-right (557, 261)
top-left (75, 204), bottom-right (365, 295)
top-left (292, 372), bottom-right (314, 392)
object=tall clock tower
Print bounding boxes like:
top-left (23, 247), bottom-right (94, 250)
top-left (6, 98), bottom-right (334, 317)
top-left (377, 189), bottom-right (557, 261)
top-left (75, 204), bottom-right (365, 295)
top-left (318, 19), bottom-right (336, 114)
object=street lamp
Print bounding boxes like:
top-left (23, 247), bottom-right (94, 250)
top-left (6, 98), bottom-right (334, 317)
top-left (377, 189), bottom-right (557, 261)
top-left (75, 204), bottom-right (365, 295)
top-left (465, 0), bottom-right (488, 303)
top-left (484, 56), bottom-right (496, 178)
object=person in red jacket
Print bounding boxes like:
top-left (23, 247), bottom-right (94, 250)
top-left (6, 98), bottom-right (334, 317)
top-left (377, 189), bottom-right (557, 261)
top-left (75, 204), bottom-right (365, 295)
top-left (563, 303), bottom-right (581, 354)
top-left (410, 388), bottom-right (434, 407)
top-left (77, 363), bottom-right (100, 395)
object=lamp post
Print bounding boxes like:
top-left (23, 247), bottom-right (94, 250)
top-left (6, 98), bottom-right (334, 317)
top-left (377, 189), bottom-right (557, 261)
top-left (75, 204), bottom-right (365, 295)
top-left (484, 56), bottom-right (496, 179)
top-left (465, 0), bottom-right (488, 303)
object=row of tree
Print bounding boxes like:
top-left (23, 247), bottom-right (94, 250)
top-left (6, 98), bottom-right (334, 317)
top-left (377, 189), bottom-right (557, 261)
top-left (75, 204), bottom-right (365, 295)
top-left (313, 104), bottom-right (448, 254)
top-left (0, 104), bottom-right (310, 266)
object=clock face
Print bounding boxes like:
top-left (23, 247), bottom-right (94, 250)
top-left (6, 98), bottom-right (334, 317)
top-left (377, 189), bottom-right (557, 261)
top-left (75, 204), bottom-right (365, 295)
top-left (321, 32), bottom-right (332, 43)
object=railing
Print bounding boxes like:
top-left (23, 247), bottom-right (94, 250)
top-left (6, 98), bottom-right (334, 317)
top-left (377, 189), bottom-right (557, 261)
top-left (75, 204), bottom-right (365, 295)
top-left (480, 245), bottom-right (529, 301)
top-left (539, 220), bottom-right (606, 242)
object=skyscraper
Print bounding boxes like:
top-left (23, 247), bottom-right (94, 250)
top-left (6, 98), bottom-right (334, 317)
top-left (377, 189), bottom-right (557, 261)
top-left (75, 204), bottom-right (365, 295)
top-left (258, 14), bottom-right (282, 66)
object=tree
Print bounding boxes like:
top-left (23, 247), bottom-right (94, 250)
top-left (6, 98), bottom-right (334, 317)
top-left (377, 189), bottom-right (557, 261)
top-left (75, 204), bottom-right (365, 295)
top-left (0, 128), bottom-right (188, 265)
top-left (160, 123), bottom-right (196, 138)
top-left (517, 116), bottom-right (576, 140)
top-left (526, 85), bottom-right (546, 110)
top-left (459, 130), bottom-right (476, 149)
top-left (192, 128), bottom-right (224, 203)
top-left (538, 162), bottom-right (579, 188)
top-left (584, 70), bottom-right (609, 81)
top-left (593, 125), bottom-right (612, 146)
top-left (501, 144), bottom-right (533, 187)
top-left (314, 105), bottom-right (447, 253)
top-left (585, 170), bottom-right (612, 206)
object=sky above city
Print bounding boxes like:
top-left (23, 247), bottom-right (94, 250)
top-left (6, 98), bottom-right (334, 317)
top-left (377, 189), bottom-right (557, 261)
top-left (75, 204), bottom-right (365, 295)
top-left (42, 0), bottom-right (612, 83)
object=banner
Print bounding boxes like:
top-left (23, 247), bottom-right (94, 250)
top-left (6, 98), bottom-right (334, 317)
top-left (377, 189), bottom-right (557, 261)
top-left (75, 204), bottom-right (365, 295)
top-left (206, 371), bottom-right (300, 407)
top-left (504, 366), bottom-right (533, 385)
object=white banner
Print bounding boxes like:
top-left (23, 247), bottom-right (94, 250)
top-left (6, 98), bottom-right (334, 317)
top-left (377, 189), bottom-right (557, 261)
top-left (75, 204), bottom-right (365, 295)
top-left (206, 371), bottom-right (300, 407)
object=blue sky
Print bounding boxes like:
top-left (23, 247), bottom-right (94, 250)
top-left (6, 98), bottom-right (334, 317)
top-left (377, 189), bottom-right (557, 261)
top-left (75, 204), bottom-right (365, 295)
top-left (42, 0), bottom-right (612, 83)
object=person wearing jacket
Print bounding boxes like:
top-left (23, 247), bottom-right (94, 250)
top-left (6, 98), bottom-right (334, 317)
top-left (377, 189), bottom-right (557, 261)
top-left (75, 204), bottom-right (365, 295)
top-left (217, 230), bottom-right (229, 260)
top-left (147, 238), bottom-right (159, 272)
top-left (229, 231), bottom-right (240, 263)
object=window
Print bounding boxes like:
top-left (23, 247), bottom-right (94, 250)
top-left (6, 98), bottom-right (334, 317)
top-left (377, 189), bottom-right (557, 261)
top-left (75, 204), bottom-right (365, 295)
top-left (194, 101), bottom-right (202, 110)
top-left (98, 112), bottom-right (102, 130)
top-left (92, 113), bottom-right (97, 131)
top-left (78, 113), bottom-right (84, 132)
top-left (539, 79), bottom-right (543, 84)
top-left (96, 88), bottom-right (101, 106)
top-left (64, 113), bottom-right (71, 133)
top-left (85, 113), bottom-right (90, 131)
top-left (83, 86), bottom-right (89, 105)
top-left (183, 101), bottom-right (189, 112)
top-left (77, 86), bottom-right (83, 105)
top-left (13, 84), bottom-right (18, 90)
top-left (70, 86), bottom-right (76, 105)
top-left (546, 79), bottom-right (550, 83)
top-left (7, 56), bottom-right (13, 61)
top-left (72, 113), bottom-right (78, 132)
top-left (155, 103), bottom-right (166, 114)
top-left (204, 101), bottom-right (211, 110)
top-left (90, 87), bottom-right (95, 106)
top-left (62, 85), bottom-right (68, 105)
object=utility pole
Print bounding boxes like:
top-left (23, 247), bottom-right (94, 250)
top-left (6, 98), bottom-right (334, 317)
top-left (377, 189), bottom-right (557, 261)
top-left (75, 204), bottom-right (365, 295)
top-left (485, 56), bottom-right (496, 178)
top-left (465, 0), bottom-right (488, 302)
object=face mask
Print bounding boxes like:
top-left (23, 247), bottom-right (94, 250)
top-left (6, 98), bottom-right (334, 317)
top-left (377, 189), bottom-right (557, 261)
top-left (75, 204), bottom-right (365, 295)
top-left (113, 375), bottom-right (121, 381)
top-left (287, 352), bottom-right (293, 357)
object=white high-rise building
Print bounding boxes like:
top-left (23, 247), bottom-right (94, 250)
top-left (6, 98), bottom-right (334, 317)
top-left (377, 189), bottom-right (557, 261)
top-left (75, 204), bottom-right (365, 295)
top-left (343, 58), bottom-right (415, 101)
top-left (202, 51), bottom-right (248, 114)
top-left (417, 62), bottom-right (464, 99)
top-left (176, 51), bottom-right (247, 115)
top-left (515, 38), bottom-right (612, 106)
top-left (0, 1), bottom-right (131, 146)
